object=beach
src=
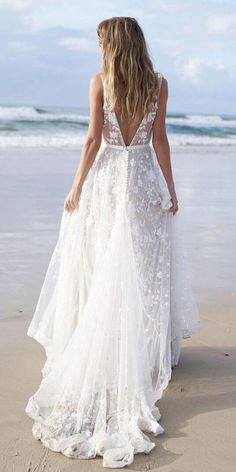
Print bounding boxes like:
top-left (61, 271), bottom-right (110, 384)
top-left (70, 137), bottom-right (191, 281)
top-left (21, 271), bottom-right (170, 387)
top-left (1, 143), bottom-right (236, 471)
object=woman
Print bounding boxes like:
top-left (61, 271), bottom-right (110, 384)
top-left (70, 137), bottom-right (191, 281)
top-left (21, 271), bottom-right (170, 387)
top-left (25, 17), bottom-right (201, 469)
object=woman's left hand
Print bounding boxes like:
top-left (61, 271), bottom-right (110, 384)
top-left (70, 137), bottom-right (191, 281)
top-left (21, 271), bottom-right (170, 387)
top-left (169, 194), bottom-right (178, 215)
top-left (64, 186), bottom-right (82, 212)
top-left (168, 183), bottom-right (179, 215)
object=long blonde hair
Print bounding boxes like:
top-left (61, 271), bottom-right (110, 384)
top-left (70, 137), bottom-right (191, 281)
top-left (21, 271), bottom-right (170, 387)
top-left (96, 17), bottom-right (160, 122)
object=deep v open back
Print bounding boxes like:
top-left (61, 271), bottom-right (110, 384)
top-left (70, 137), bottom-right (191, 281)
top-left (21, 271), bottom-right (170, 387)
top-left (101, 72), bottom-right (163, 148)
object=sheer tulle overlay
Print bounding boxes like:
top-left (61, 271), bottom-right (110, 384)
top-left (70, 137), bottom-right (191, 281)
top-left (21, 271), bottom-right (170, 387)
top-left (25, 72), bottom-right (201, 468)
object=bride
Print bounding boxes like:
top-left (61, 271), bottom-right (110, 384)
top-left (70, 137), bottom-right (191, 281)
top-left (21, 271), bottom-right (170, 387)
top-left (25, 16), bottom-right (201, 469)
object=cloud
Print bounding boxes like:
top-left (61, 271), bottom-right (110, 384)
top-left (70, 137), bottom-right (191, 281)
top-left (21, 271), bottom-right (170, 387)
top-left (180, 58), bottom-right (204, 85)
top-left (178, 57), bottom-right (226, 85)
top-left (59, 37), bottom-right (96, 52)
top-left (207, 14), bottom-right (236, 34)
top-left (0, 0), bottom-right (31, 10)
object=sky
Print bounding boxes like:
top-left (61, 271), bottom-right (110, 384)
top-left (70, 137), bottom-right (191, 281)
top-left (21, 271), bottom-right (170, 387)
top-left (0, 0), bottom-right (235, 114)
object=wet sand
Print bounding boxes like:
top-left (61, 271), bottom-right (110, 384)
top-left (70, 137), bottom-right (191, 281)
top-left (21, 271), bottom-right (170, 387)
top-left (0, 145), bottom-right (236, 471)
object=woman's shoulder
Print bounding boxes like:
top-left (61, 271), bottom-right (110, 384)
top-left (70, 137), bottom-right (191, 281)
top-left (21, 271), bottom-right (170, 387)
top-left (154, 70), bottom-right (166, 82)
top-left (155, 71), bottom-right (168, 91)
top-left (88, 73), bottom-right (104, 96)
top-left (154, 71), bottom-right (168, 103)
top-left (89, 72), bottom-right (103, 85)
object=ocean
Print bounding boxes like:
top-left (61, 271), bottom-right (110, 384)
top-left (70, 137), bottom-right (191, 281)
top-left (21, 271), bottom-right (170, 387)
top-left (0, 105), bottom-right (235, 149)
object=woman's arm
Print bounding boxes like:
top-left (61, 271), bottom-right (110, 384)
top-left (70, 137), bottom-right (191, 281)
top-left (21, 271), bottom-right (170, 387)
top-left (152, 77), bottom-right (178, 215)
top-left (64, 73), bottom-right (104, 212)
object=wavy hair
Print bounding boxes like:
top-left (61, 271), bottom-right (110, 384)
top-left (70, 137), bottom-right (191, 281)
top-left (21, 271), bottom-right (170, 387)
top-left (96, 17), bottom-right (160, 122)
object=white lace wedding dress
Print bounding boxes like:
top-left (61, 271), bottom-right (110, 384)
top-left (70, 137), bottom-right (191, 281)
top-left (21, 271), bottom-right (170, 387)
top-left (25, 72), bottom-right (201, 468)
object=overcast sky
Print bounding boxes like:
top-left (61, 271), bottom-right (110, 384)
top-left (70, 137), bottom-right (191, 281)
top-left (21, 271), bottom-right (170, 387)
top-left (0, 0), bottom-right (235, 114)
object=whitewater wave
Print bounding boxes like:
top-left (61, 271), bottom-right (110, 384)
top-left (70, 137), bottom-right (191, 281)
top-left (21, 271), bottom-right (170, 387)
top-left (167, 114), bottom-right (236, 128)
top-left (169, 133), bottom-right (236, 147)
top-left (1, 107), bottom-right (236, 128)
top-left (0, 133), bottom-right (85, 148)
top-left (0, 106), bottom-right (89, 124)
top-left (0, 106), bottom-right (235, 149)
top-left (0, 132), bottom-right (235, 149)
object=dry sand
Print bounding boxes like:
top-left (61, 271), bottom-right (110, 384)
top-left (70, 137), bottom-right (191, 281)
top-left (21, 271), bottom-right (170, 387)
top-left (1, 145), bottom-right (236, 471)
